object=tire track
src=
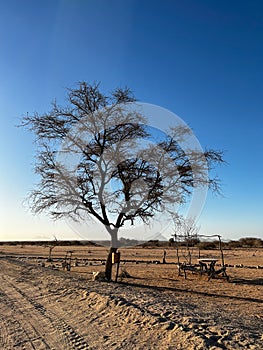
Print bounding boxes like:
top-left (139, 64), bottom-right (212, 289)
top-left (0, 291), bottom-right (45, 349)
top-left (0, 274), bottom-right (91, 350)
top-left (0, 292), bottom-right (16, 350)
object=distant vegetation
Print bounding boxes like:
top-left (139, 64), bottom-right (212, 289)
top-left (0, 237), bottom-right (262, 249)
top-left (0, 240), bottom-right (100, 247)
top-left (174, 237), bottom-right (263, 249)
top-left (137, 237), bottom-right (263, 249)
top-left (225, 237), bottom-right (263, 249)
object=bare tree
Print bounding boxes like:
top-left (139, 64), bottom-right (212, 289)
top-left (171, 214), bottom-right (200, 241)
top-left (21, 82), bottom-right (224, 280)
top-left (42, 235), bottom-right (58, 262)
top-left (171, 214), bottom-right (201, 264)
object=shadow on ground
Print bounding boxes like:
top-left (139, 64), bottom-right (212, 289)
top-left (118, 279), bottom-right (263, 304)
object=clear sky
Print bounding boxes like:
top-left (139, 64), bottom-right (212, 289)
top-left (0, 0), bottom-right (262, 241)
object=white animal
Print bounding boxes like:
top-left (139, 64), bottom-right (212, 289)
top-left (92, 271), bottom-right (106, 281)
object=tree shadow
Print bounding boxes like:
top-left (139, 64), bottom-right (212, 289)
top-left (230, 277), bottom-right (263, 286)
top-left (119, 279), bottom-right (263, 304)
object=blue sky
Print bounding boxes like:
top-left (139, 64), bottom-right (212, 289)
top-left (0, 0), bottom-right (262, 241)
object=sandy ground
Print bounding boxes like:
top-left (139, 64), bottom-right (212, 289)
top-left (0, 245), bottom-right (262, 349)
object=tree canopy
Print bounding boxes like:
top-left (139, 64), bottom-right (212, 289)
top-left (22, 82), bottom-right (224, 248)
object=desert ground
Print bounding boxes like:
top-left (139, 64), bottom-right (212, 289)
top-left (0, 244), bottom-right (262, 349)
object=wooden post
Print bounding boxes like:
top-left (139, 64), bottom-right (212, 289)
top-left (105, 247), bottom-right (117, 281)
top-left (218, 236), bottom-right (225, 267)
top-left (114, 252), bottom-right (121, 282)
top-left (218, 235), bottom-right (229, 280)
top-left (162, 250), bottom-right (167, 264)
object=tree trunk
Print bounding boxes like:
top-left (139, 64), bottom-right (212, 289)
top-left (47, 246), bottom-right (53, 262)
top-left (105, 247), bottom-right (117, 281)
top-left (104, 229), bottom-right (118, 281)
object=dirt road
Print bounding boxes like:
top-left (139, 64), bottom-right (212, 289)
top-left (0, 257), bottom-right (262, 349)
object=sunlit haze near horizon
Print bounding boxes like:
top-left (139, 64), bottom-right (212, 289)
top-left (0, 0), bottom-right (262, 242)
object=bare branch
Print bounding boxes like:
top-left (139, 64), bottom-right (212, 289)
top-left (20, 82), bottom-right (225, 246)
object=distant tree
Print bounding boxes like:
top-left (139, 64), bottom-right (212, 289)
top-left (171, 215), bottom-right (201, 246)
top-left (171, 215), bottom-right (201, 264)
top-left (43, 235), bottom-right (58, 262)
top-left (119, 237), bottom-right (140, 247)
top-left (197, 240), bottom-right (218, 250)
top-left (21, 82), bottom-right (224, 281)
top-left (227, 240), bottom-right (242, 249)
top-left (168, 237), bottom-right (175, 247)
top-left (238, 237), bottom-right (263, 248)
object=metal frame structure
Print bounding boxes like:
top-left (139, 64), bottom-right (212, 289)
top-left (172, 233), bottom-right (229, 280)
